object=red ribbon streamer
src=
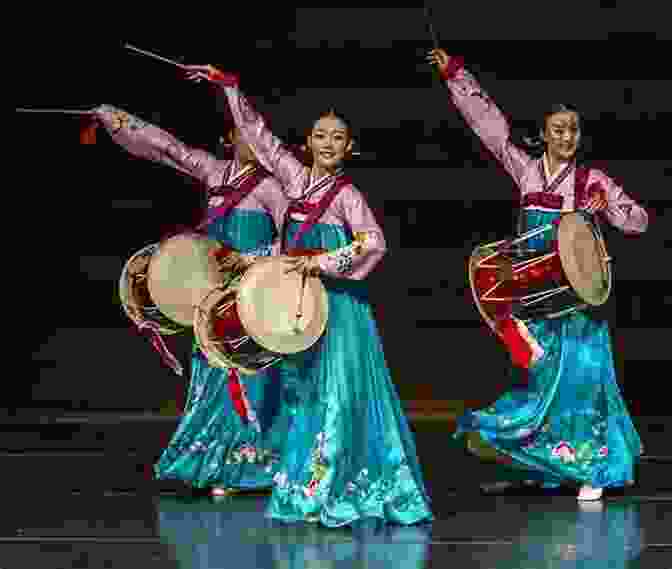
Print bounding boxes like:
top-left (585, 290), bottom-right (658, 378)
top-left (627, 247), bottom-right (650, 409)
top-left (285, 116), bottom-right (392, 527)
top-left (226, 367), bottom-right (248, 423)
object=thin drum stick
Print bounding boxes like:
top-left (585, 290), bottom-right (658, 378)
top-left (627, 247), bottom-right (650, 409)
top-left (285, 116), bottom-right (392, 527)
top-left (294, 272), bottom-right (307, 333)
top-left (424, 5), bottom-right (446, 88)
top-left (124, 43), bottom-right (187, 69)
top-left (121, 46), bottom-right (376, 157)
top-left (16, 108), bottom-right (94, 114)
top-left (425, 6), bottom-right (441, 50)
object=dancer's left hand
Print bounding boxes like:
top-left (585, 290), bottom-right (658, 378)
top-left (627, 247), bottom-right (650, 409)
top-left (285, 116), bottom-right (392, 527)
top-left (584, 190), bottom-right (609, 214)
top-left (284, 256), bottom-right (321, 277)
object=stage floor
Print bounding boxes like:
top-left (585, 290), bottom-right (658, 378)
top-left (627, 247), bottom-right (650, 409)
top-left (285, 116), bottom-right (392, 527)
top-left (0, 419), bottom-right (670, 568)
top-left (2, 492), bottom-right (670, 568)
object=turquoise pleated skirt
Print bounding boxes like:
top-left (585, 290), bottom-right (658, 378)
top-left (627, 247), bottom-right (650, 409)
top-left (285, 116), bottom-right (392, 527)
top-left (266, 221), bottom-right (433, 526)
top-left (154, 209), bottom-right (289, 489)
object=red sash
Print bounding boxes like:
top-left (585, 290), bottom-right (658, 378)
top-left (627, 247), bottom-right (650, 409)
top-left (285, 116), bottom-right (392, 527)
top-left (521, 192), bottom-right (564, 210)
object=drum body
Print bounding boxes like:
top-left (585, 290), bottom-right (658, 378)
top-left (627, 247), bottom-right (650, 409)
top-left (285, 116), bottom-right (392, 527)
top-left (119, 233), bottom-right (238, 333)
top-left (195, 256), bottom-right (329, 375)
top-left (469, 212), bottom-right (612, 331)
top-left (119, 242), bottom-right (186, 335)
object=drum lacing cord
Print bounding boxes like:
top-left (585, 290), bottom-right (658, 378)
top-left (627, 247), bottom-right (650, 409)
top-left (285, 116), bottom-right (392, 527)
top-left (136, 320), bottom-right (184, 376)
top-left (123, 263), bottom-right (184, 373)
top-left (222, 336), bottom-right (251, 350)
top-left (519, 286), bottom-right (571, 306)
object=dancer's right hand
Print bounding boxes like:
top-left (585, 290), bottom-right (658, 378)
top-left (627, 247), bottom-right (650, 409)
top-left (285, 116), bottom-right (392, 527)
top-left (426, 49), bottom-right (452, 75)
top-left (109, 110), bottom-right (131, 131)
top-left (89, 106), bottom-right (129, 131)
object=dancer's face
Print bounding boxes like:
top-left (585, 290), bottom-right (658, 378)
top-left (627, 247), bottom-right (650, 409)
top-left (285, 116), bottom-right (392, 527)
top-left (230, 128), bottom-right (256, 165)
top-left (542, 111), bottom-right (581, 162)
top-left (307, 115), bottom-right (352, 173)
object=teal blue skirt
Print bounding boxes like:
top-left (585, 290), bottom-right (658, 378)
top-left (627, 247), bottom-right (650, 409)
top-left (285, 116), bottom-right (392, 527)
top-left (266, 221), bottom-right (433, 526)
top-left (154, 209), bottom-right (289, 489)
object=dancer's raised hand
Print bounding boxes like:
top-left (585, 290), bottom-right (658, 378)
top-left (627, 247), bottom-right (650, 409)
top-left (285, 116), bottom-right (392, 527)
top-left (182, 65), bottom-right (238, 86)
top-left (426, 48), bottom-right (452, 76)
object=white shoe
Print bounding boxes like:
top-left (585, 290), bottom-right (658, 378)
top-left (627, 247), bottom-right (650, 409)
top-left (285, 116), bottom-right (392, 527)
top-left (578, 500), bottom-right (604, 512)
top-left (577, 485), bottom-right (603, 501)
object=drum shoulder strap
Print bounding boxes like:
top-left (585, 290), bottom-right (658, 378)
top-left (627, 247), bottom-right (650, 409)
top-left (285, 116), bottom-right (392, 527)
top-left (574, 166), bottom-right (591, 209)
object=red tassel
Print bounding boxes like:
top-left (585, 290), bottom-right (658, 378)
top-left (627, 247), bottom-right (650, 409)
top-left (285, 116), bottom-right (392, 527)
top-left (440, 55), bottom-right (465, 81)
top-left (227, 368), bottom-right (249, 423)
top-left (496, 317), bottom-right (533, 369)
top-left (79, 118), bottom-right (97, 145)
top-left (207, 68), bottom-right (240, 86)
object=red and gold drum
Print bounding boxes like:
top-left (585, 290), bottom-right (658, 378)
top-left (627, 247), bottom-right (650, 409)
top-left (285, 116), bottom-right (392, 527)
top-left (194, 255), bottom-right (329, 375)
top-left (469, 212), bottom-right (612, 331)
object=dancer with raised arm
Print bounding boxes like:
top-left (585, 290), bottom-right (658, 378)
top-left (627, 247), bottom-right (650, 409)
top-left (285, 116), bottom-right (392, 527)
top-left (92, 103), bottom-right (290, 497)
top-left (179, 64), bottom-right (433, 526)
top-left (428, 49), bottom-right (648, 501)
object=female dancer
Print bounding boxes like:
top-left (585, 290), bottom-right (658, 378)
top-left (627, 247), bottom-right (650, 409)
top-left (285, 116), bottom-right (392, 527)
top-left (180, 65), bottom-right (433, 526)
top-left (93, 105), bottom-right (289, 496)
top-left (427, 50), bottom-right (648, 501)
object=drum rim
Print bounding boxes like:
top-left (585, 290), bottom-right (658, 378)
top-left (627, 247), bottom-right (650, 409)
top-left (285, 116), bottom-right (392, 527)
top-left (146, 232), bottom-right (224, 327)
top-left (193, 286), bottom-right (261, 376)
top-left (557, 212), bottom-right (612, 306)
top-left (468, 246), bottom-right (499, 335)
top-left (119, 242), bottom-right (184, 335)
top-left (236, 256), bottom-right (329, 354)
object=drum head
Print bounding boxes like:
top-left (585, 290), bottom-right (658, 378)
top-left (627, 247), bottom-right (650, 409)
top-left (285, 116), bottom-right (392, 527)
top-left (557, 213), bottom-right (611, 306)
top-left (147, 233), bottom-right (224, 326)
top-left (237, 257), bottom-right (329, 354)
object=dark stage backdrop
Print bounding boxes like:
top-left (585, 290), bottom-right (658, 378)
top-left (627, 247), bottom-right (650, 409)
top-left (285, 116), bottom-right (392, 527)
top-left (20, 8), bottom-right (670, 416)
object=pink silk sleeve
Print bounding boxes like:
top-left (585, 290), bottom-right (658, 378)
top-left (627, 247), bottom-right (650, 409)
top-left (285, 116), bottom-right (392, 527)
top-left (95, 104), bottom-right (226, 187)
top-left (444, 65), bottom-right (533, 188)
top-left (591, 170), bottom-right (649, 234)
top-left (220, 86), bottom-right (305, 191)
top-left (316, 188), bottom-right (387, 280)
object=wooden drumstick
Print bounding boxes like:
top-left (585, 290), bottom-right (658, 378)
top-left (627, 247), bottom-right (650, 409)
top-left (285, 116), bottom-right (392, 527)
top-left (425, 4), bottom-right (447, 88)
top-left (425, 5), bottom-right (441, 50)
top-left (294, 272), bottom-right (307, 333)
top-left (16, 108), bottom-right (94, 114)
top-left (124, 43), bottom-right (187, 69)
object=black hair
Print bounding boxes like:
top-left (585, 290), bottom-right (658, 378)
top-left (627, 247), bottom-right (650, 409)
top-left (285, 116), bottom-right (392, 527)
top-left (522, 103), bottom-right (582, 153)
top-left (542, 103), bottom-right (580, 128)
top-left (311, 108), bottom-right (356, 141)
top-left (300, 108), bottom-right (357, 162)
